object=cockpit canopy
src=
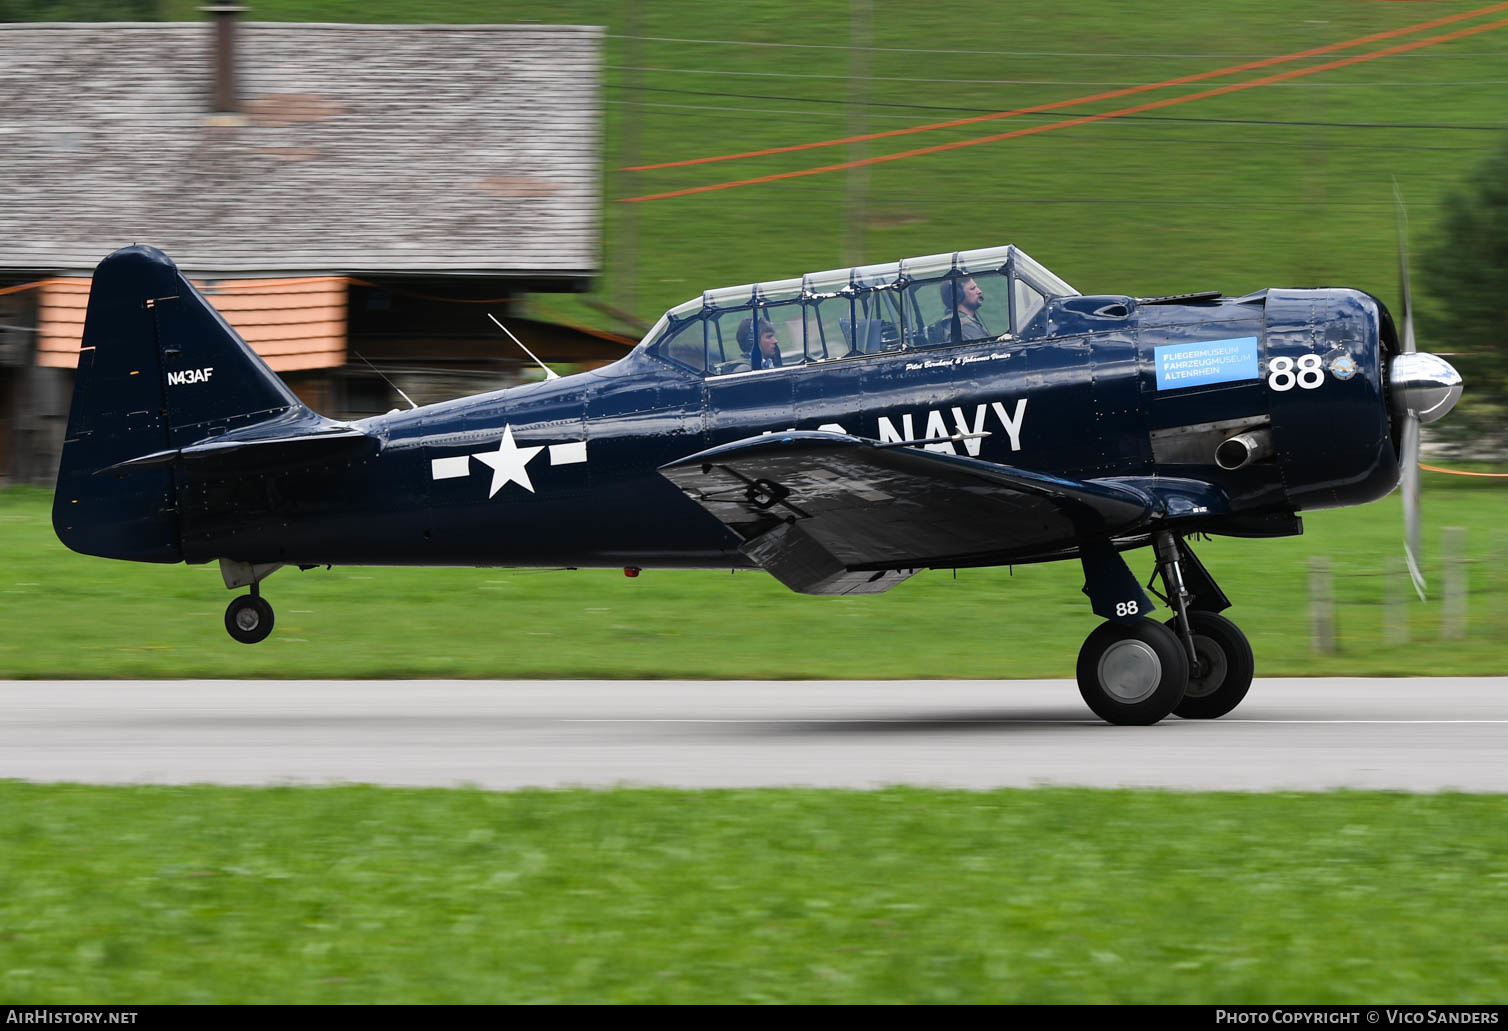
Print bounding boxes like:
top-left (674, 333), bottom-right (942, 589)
top-left (642, 244), bottom-right (1080, 375)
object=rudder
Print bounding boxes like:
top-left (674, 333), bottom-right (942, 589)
top-left (53, 245), bottom-right (310, 562)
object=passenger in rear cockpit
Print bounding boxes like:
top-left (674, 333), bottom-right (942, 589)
top-left (739, 317), bottom-right (784, 370)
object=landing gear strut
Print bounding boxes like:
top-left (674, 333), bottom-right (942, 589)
top-left (224, 581), bottom-right (275, 645)
top-left (1147, 532), bottom-right (1254, 720)
top-left (1165, 611), bottom-right (1253, 720)
top-left (1075, 533), bottom-right (1253, 725)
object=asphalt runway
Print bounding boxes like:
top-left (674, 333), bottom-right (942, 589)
top-left (2, 678), bottom-right (1505, 793)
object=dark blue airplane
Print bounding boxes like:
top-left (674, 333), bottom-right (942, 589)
top-left (53, 243), bottom-right (1462, 725)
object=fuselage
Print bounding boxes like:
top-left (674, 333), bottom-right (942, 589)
top-left (52, 242), bottom-right (1461, 722)
top-left (175, 285), bottom-right (1402, 571)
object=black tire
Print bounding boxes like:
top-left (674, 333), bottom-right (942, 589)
top-left (1166, 611), bottom-right (1254, 720)
top-left (1075, 618), bottom-right (1189, 726)
top-left (225, 595), bottom-right (275, 645)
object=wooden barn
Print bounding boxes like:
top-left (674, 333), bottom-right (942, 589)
top-left (0, 12), bottom-right (629, 485)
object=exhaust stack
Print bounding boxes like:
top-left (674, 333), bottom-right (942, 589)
top-left (1215, 429), bottom-right (1273, 471)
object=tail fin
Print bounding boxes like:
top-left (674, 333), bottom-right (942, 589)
top-left (53, 245), bottom-right (313, 562)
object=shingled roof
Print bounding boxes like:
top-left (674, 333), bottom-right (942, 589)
top-left (0, 22), bottom-right (601, 278)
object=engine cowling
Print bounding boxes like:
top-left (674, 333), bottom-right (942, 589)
top-left (1261, 288), bottom-right (1401, 512)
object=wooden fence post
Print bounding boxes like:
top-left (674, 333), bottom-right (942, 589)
top-left (1491, 529), bottom-right (1508, 635)
top-left (1384, 553), bottom-right (1409, 644)
top-left (1442, 526), bottom-right (1467, 640)
top-left (1310, 555), bottom-right (1336, 654)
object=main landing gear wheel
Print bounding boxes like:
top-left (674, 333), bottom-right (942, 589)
top-left (1076, 618), bottom-right (1190, 726)
top-left (225, 594), bottom-right (275, 645)
top-left (1166, 611), bottom-right (1254, 720)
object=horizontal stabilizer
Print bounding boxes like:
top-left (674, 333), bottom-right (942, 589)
top-left (660, 431), bottom-right (1157, 594)
top-left (100, 425), bottom-right (375, 476)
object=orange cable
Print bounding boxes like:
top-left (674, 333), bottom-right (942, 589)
top-left (13, 275), bottom-right (504, 304)
top-left (623, 0), bottom-right (1508, 173)
top-left (624, 15), bottom-right (1508, 203)
top-left (523, 301), bottom-right (639, 347)
top-left (0, 279), bottom-right (65, 297)
top-left (9, 275), bottom-right (350, 297)
top-left (1420, 464), bottom-right (1508, 477)
top-left (9, 274), bottom-right (605, 335)
top-left (195, 276), bottom-right (351, 290)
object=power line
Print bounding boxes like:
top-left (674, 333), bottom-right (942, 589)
top-left (602, 82), bottom-right (1508, 132)
top-left (622, 4), bottom-right (1508, 174)
top-left (601, 101), bottom-right (1499, 154)
top-left (607, 65), bottom-right (1140, 85)
top-left (605, 32), bottom-right (1508, 60)
top-left (607, 65), bottom-right (1508, 87)
top-left (622, 15), bottom-right (1508, 202)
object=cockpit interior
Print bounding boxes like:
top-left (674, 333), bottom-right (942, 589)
top-left (641, 245), bottom-right (1080, 377)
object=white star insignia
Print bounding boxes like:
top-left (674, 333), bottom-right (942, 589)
top-left (472, 424), bottom-right (544, 497)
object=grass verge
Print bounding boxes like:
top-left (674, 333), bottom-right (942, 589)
top-left (1, 781), bottom-right (1504, 1003)
top-left (3, 476), bottom-right (1506, 678)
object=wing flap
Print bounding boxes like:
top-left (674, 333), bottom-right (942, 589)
top-left (661, 431), bottom-right (1157, 593)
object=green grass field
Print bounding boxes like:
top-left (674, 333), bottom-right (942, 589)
top-left (1, 782), bottom-right (1505, 1003)
top-left (157, 0), bottom-right (1508, 348)
top-left (3, 476), bottom-right (1505, 679)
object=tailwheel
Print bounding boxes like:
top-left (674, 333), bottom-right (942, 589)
top-left (1076, 618), bottom-right (1189, 726)
top-left (1166, 611), bottom-right (1253, 720)
top-left (225, 594), bottom-right (275, 645)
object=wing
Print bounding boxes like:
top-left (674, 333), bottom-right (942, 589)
top-left (660, 431), bottom-right (1156, 595)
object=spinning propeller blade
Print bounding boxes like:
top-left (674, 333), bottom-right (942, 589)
top-left (1390, 183), bottom-right (1463, 601)
top-left (1401, 416), bottom-right (1425, 601)
top-left (1396, 183), bottom-right (1424, 599)
top-left (1395, 181), bottom-right (1416, 358)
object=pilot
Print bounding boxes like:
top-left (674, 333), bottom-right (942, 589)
top-left (939, 277), bottom-right (996, 342)
top-left (738, 317), bottom-right (784, 370)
